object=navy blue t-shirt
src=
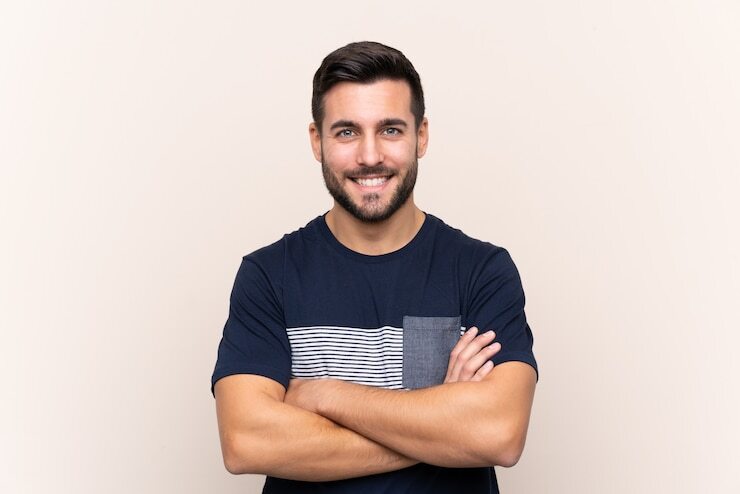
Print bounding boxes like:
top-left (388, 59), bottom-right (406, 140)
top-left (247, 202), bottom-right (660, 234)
top-left (212, 213), bottom-right (537, 493)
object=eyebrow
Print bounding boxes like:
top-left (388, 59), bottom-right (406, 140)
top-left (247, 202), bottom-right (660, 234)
top-left (328, 118), bottom-right (409, 131)
top-left (329, 119), bottom-right (358, 131)
top-left (378, 118), bottom-right (408, 128)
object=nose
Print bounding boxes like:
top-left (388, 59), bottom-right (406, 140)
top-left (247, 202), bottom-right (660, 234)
top-left (357, 134), bottom-right (384, 167)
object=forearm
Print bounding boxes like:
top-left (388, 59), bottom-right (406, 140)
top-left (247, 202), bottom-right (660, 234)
top-left (292, 363), bottom-right (536, 468)
top-left (220, 391), bottom-right (417, 481)
top-left (315, 381), bottom-right (501, 467)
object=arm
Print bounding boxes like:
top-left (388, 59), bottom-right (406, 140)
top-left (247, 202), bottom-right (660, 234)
top-left (285, 361), bottom-right (536, 468)
top-left (213, 258), bottom-right (414, 481)
top-left (214, 328), bottom-right (499, 480)
top-left (214, 374), bottom-right (416, 481)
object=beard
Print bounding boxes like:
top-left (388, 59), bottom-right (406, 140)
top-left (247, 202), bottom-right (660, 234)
top-left (321, 157), bottom-right (418, 224)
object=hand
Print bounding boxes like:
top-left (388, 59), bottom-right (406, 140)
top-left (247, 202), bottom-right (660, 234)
top-left (444, 327), bottom-right (501, 383)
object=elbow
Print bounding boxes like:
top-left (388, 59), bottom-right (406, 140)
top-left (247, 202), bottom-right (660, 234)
top-left (223, 455), bottom-right (244, 475)
top-left (221, 435), bottom-right (249, 475)
top-left (220, 432), bottom-right (268, 475)
top-left (492, 443), bottom-right (523, 468)
top-left (222, 445), bottom-right (247, 475)
top-left (477, 423), bottom-right (527, 468)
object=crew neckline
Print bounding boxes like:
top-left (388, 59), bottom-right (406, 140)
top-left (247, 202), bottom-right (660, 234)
top-left (315, 212), bottom-right (437, 263)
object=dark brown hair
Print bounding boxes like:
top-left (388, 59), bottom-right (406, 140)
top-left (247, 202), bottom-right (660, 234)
top-left (311, 41), bottom-right (425, 132)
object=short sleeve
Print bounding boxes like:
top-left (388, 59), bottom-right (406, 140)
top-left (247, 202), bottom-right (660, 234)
top-left (211, 256), bottom-right (292, 395)
top-left (464, 247), bottom-right (538, 379)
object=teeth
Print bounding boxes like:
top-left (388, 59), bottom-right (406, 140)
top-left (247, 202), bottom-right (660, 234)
top-left (355, 177), bottom-right (388, 187)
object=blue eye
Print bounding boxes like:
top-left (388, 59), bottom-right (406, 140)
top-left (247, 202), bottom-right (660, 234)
top-left (383, 127), bottom-right (401, 136)
top-left (337, 129), bottom-right (355, 137)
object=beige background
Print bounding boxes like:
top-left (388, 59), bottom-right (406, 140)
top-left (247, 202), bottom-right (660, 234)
top-left (2, 1), bottom-right (739, 492)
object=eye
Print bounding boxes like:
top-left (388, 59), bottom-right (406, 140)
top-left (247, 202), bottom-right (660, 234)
top-left (382, 127), bottom-right (402, 136)
top-left (336, 129), bottom-right (356, 138)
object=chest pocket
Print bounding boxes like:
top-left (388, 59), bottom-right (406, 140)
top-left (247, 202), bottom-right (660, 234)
top-left (402, 315), bottom-right (462, 389)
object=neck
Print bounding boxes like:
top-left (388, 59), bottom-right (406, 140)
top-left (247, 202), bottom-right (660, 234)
top-left (325, 198), bottom-right (425, 256)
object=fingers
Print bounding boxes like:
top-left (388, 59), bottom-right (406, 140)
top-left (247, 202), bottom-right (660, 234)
top-left (471, 360), bottom-right (494, 381)
top-left (463, 343), bottom-right (500, 381)
top-left (445, 327), bottom-right (501, 383)
top-left (446, 326), bottom-right (479, 378)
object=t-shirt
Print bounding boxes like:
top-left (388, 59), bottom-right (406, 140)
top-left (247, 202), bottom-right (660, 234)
top-left (211, 213), bottom-right (537, 493)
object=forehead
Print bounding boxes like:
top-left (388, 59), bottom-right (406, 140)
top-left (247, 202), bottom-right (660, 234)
top-left (322, 79), bottom-right (413, 126)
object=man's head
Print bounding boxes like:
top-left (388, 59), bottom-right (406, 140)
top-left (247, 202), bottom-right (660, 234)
top-left (312, 41), bottom-right (425, 135)
top-left (310, 42), bottom-right (428, 224)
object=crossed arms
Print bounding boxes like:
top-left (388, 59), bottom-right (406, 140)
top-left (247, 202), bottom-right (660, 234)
top-left (214, 327), bottom-right (537, 482)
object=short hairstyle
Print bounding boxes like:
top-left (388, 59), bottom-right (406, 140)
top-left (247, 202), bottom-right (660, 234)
top-left (311, 41), bottom-right (425, 132)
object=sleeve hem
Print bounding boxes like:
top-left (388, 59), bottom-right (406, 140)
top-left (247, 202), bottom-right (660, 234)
top-left (211, 365), bottom-right (291, 396)
top-left (491, 351), bottom-right (539, 382)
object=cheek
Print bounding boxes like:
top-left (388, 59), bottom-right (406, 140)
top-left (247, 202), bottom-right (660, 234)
top-left (323, 145), bottom-right (355, 167)
top-left (384, 141), bottom-right (416, 161)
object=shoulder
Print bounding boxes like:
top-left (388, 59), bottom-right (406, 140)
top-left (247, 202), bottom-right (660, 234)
top-left (241, 216), bottom-right (323, 271)
top-left (428, 214), bottom-right (517, 275)
top-left (235, 216), bottom-right (324, 289)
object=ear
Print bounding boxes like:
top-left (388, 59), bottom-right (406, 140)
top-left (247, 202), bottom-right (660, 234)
top-left (309, 122), bottom-right (322, 163)
top-left (416, 117), bottom-right (429, 158)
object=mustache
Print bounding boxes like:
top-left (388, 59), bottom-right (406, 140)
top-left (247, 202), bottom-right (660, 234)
top-left (344, 166), bottom-right (396, 179)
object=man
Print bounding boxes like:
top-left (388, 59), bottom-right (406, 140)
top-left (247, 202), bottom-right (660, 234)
top-left (211, 41), bottom-right (537, 493)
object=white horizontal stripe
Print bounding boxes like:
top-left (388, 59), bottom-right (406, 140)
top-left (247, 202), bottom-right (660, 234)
top-left (291, 373), bottom-right (403, 387)
top-left (292, 370), bottom-right (401, 378)
top-left (288, 325), bottom-right (402, 331)
top-left (292, 367), bottom-right (402, 379)
top-left (290, 337), bottom-right (402, 345)
top-left (293, 368), bottom-right (401, 376)
top-left (288, 332), bottom-right (403, 343)
top-left (289, 327), bottom-right (402, 334)
top-left (294, 356), bottom-right (403, 364)
top-left (292, 361), bottom-right (400, 371)
top-left (292, 346), bottom-right (401, 353)
top-left (291, 368), bottom-right (401, 378)
top-left (292, 362), bottom-right (403, 373)
top-left (292, 357), bottom-right (402, 365)
top-left (290, 338), bottom-right (403, 346)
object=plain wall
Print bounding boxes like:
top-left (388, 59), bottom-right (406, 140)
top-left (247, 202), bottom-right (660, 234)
top-left (2, 1), bottom-right (738, 492)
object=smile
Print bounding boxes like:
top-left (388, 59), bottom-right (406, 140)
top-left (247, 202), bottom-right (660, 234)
top-left (351, 176), bottom-right (391, 187)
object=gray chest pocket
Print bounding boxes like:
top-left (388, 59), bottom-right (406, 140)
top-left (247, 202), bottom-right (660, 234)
top-left (402, 315), bottom-right (462, 390)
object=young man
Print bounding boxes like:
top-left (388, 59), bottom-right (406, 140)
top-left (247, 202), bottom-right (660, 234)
top-left (211, 41), bottom-right (537, 493)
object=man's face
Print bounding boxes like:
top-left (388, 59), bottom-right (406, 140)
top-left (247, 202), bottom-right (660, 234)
top-left (310, 79), bottom-right (428, 223)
